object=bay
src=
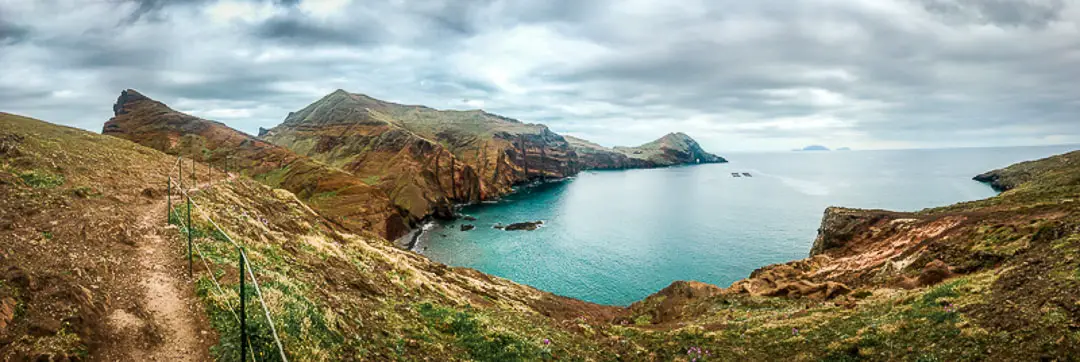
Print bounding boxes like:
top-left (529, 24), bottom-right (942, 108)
top-left (417, 145), bottom-right (1079, 306)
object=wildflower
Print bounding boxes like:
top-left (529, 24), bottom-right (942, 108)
top-left (543, 338), bottom-right (551, 345)
top-left (792, 327), bottom-right (799, 336)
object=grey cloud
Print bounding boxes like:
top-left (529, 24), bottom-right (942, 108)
top-left (0, 0), bottom-right (1078, 150)
top-left (252, 13), bottom-right (384, 45)
top-left (917, 0), bottom-right (1066, 28)
top-left (121, 0), bottom-right (212, 24)
top-left (0, 19), bottom-right (28, 45)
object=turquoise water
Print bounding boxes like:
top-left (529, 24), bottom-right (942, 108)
top-left (417, 145), bottom-right (1079, 306)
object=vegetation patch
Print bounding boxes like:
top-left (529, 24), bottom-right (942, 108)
top-left (417, 302), bottom-right (549, 361)
top-left (19, 170), bottom-right (64, 189)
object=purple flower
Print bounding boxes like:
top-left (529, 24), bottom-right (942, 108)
top-left (542, 338), bottom-right (550, 345)
top-left (792, 327), bottom-right (799, 336)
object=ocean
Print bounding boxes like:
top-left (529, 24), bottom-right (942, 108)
top-left (416, 145), bottom-right (1079, 306)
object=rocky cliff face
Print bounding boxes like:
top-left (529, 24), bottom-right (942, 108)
top-left (102, 89), bottom-right (409, 239)
top-left (262, 90), bottom-right (723, 225)
top-left (261, 90), bottom-right (576, 221)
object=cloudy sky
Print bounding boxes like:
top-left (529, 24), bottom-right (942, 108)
top-left (1, 0), bottom-right (1078, 151)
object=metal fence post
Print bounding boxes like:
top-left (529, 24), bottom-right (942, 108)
top-left (239, 247), bottom-right (247, 361)
top-left (187, 193), bottom-right (193, 278)
top-left (167, 177), bottom-right (172, 224)
top-left (191, 159), bottom-right (196, 187)
top-left (179, 158), bottom-right (183, 192)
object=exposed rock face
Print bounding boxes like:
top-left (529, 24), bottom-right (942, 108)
top-left (102, 89), bottom-right (409, 239)
top-left (810, 207), bottom-right (895, 256)
top-left (262, 90), bottom-right (574, 222)
top-left (262, 90), bottom-right (725, 228)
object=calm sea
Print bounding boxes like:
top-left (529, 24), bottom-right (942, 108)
top-left (416, 145), bottom-right (1079, 306)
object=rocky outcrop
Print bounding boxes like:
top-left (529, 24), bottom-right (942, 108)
top-left (102, 89), bottom-right (409, 239)
top-left (625, 281), bottom-right (722, 325)
top-left (973, 149), bottom-right (1080, 192)
top-left (504, 220), bottom-right (543, 231)
top-left (567, 133), bottom-right (727, 170)
top-left (809, 207), bottom-right (895, 256)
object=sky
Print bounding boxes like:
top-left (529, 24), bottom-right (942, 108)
top-left (1, 0), bottom-right (1079, 152)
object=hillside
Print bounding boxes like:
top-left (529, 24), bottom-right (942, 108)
top-left (262, 90), bottom-right (724, 225)
top-left (4, 110), bottom-right (1079, 360)
top-left (3, 112), bottom-right (622, 360)
top-left (611, 132), bottom-right (727, 167)
top-left (101, 90), bottom-right (409, 239)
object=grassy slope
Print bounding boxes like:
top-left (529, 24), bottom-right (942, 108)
top-left (5, 111), bottom-right (1080, 361)
top-left (102, 90), bottom-right (409, 240)
top-left (0, 113), bottom-right (213, 360)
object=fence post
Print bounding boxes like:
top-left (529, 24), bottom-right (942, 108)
top-left (179, 157), bottom-right (183, 193)
top-left (187, 193), bottom-right (193, 278)
top-left (191, 159), bottom-right (196, 187)
top-left (167, 177), bottom-right (172, 224)
top-left (239, 247), bottom-right (247, 361)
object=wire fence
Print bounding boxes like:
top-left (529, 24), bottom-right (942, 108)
top-left (165, 155), bottom-right (288, 362)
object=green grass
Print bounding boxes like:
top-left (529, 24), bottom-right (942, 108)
top-left (19, 170), bottom-right (64, 188)
top-left (361, 175), bottom-right (380, 185)
top-left (417, 302), bottom-right (549, 361)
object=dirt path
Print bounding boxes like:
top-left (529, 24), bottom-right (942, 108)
top-left (136, 198), bottom-right (206, 361)
top-left (100, 174), bottom-right (234, 360)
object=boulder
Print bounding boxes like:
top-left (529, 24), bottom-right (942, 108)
top-left (917, 259), bottom-right (953, 286)
top-left (460, 224), bottom-right (475, 231)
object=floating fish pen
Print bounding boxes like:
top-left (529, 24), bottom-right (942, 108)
top-left (742, 172), bottom-right (752, 177)
top-left (731, 172), bottom-right (742, 177)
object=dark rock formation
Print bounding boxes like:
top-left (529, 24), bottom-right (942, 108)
top-left (460, 224), bottom-right (474, 231)
top-left (504, 220), bottom-right (543, 231)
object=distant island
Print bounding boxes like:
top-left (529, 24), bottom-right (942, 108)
top-left (799, 145), bottom-right (830, 151)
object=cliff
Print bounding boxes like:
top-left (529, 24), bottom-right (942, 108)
top-left (102, 89), bottom-right (409, 239)
top-left (262, 90), bottom-right (723, 224)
